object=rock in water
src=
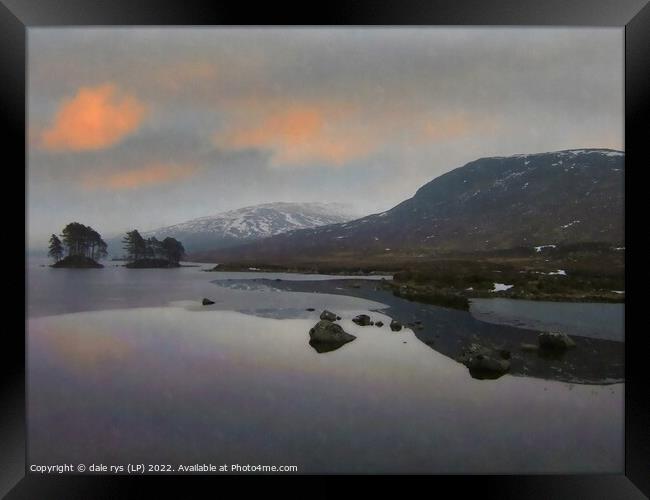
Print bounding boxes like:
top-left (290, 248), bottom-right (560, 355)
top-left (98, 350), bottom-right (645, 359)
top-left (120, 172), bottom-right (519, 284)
top-left (309, 320), bottom-right (356, 353)
top-left (467, 355), bottom-right (511, 380)
top-left (352, 314), bottom-right (372, 326)
top-left (306, 308), bottom-right (315, 311)
top-left (375, 321), bottom-right (384, 327)
top-left (202, 298), bottom-right (215, 305)
top-left (309, 320), bottom-right (356, 343)
top-left (538, 332), bottom-right (576, 350)
top-left (320, 310), bottom-right (338, 321)
top-left (390, 320), bottom-right (403, 331)
top-left (458, 343), bottom-right (510, 380)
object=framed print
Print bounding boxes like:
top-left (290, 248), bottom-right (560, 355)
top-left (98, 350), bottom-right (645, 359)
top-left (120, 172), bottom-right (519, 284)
top-left (3, 0), bottom-right (649, 497)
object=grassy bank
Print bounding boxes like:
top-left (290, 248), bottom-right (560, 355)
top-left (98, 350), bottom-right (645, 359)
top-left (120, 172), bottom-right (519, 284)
top-left (200, 242), bottom-right (624, 305)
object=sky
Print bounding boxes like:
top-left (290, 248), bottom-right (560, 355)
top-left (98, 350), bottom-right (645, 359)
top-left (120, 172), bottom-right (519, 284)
top-left (27, 27), bottom-right (623, 248)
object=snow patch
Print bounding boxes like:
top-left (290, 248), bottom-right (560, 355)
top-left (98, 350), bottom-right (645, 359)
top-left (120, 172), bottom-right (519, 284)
top-left (534, 244), bottom-right (556, 252)
top-left (560, 220), bottom-right (580, 229)
top-left (491, 283), bottom-right (514, 292)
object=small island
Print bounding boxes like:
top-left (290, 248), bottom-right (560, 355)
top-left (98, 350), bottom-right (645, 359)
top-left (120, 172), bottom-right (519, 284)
top-left (47, 223), bottom-right (186, 269)
top-left (121, 229), bottom-right (185, 268)
top-left (48, 222), bottom-right (106, 268)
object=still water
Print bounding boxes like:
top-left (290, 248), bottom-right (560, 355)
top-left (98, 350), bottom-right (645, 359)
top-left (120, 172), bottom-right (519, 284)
top-left (470, 298), bottom-right (624, 341)
top-left (27, 259), bottom-right (623, 473)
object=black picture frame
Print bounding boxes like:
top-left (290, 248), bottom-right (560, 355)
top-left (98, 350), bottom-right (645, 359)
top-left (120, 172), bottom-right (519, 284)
top-left (4, 1), bottom-right (648, 497)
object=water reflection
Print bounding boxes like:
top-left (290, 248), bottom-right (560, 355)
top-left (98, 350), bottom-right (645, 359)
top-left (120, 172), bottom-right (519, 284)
top-left (26, 259), bottom-right (624, 473)
top-left (28, 306), bottom-right (623, 473)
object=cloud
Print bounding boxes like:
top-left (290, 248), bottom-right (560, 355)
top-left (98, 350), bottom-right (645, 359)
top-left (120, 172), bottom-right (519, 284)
top-left (155, 61), bottom-right (218, 92)
top-left (40, 83), bottom-right (146, 151)
top-left (81, 162), bottom-right (198, 191)
top-left (213, 100), bottom-right (503, 169)
top-left (214, 103), bottom-right (377, 167)
top-left (415, 113), bottom-right (504, 144)
top-left (27, 28), bottom-right (623, 244)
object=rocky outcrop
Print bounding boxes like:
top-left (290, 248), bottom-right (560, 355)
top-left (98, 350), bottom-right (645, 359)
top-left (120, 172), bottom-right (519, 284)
top-left (309, 320), bottom-right (356, 353)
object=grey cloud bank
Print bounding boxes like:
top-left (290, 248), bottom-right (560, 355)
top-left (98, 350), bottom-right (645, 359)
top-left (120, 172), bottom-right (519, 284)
top-left (28, 28), bottom-right (623, 248)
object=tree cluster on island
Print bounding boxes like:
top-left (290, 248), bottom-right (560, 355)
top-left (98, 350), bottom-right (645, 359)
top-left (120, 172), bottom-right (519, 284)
top-left (47, 223), bottom-right (185, 269)
top-left (48, 222), bottom-right (107, 268)
top-left (121, 229), bottom-right (185, 268)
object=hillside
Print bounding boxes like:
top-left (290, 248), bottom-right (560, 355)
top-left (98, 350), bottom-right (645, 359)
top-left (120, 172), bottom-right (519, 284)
top-left (193, 149), bottom-right (624, 264)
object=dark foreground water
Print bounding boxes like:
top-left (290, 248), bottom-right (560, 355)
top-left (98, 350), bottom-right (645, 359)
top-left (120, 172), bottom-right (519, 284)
top-left (27, 259), bottom-right (623, 473)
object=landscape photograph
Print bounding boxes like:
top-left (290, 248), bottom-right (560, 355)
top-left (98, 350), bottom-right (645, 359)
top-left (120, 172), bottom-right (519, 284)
top-left (27, 27), bottom-right (624, 474)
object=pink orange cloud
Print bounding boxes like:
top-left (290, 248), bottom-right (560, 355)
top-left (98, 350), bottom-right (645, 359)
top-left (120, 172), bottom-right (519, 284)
top-left (41, 83), bottom-right (146, 152)
top-left (215, 104), bottom-right (376, 167)
top-left (82, 162), bottom-right (198, 191)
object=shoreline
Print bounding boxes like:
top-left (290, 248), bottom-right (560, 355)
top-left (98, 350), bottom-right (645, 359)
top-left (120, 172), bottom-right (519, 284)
top-left (201, 264), bottom-right (624, 305)
top-left (212, 276), bottom-right (624, 385)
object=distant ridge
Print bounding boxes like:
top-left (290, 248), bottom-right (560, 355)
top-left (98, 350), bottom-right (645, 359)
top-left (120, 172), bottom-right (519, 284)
top-left (194, 149), bottom-right (624, 263)
top-left (107, 202), bottom-right (360, 256)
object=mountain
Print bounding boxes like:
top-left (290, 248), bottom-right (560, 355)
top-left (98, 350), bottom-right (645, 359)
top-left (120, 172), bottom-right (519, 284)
top-left (194, 149), bottom-right (624, 263)
top-left (107, 202), bottom-right (359, 256)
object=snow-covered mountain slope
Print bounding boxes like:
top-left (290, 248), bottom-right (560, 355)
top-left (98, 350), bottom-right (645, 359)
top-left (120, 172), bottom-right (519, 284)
top-left (108, 202), bottom-right (359, 255)
top-left (199, 149), bottom-right (624, 262)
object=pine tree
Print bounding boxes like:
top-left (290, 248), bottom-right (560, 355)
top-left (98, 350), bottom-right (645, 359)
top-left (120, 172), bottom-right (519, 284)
top-left (122, 230), bottom-right (147, 262)
top-left (60, 222), bottom-right (107, 260)
top-left (47, 234), bottom-right (64, 262)
top-left (161, 237), bottom-right (185, 264)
